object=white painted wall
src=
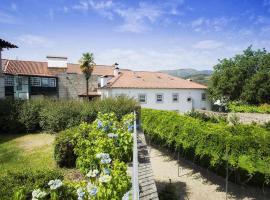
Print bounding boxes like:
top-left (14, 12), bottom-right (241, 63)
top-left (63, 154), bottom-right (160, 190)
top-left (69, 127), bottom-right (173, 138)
top-left (47, 56), bottom-right (67, 68)
top-left (100, 88), bottom-right (211, 112)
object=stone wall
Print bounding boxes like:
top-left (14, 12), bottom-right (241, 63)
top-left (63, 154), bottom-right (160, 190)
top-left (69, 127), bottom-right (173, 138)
top-left (58, 73), bottom-right (98, 99)
top-left (196, 109), bottom-right (270, 124)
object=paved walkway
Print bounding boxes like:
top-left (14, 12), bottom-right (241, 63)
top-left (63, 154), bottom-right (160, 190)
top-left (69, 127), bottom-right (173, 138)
top-left (138, 131), bottom-right (159, 200)
top-left (148, 143), bottom-right (270, 200)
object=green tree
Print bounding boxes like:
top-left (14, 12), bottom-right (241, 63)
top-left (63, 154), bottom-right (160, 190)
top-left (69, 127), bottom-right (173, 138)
top-left (208, 46), bottom-right (270, 105)
top-left (79, 52), bottom-right (95, 98)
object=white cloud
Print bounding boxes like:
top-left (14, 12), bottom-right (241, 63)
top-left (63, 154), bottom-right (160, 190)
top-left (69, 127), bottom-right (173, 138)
top-left (11, 3), bottom-right (17, 11)
top-left (115, 2), bottom-right (162, 33)
top-left (48, 9), bottom-right (54, 20)
top-left (17, 34), bottom-right (54, 47)
top-left (72, 0), bottom-right (186, 33)
top-left (192, 40), bottom-right (224, 50)
top-left (95, 47), bottom-right (225, 70)
top-left (73, 0), bottom-right (114, 19)
top-left (190, 17), bottom-right (234, 32)
top-left (0, 11), bottom-right (18, 24)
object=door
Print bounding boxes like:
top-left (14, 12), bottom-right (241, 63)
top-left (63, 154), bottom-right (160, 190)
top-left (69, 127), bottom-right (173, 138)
top-left (14, 76), bottom-right (29, 99)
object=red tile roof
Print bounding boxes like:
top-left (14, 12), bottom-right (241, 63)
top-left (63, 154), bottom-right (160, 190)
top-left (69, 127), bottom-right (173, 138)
top-left (106, 70), bottom-right (207, 89)
top-left (1, 59), bottom-right (114, 77)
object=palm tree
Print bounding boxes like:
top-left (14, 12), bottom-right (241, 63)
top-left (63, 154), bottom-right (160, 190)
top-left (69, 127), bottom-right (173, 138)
top-left (79, 52), bottom-right (95, 98)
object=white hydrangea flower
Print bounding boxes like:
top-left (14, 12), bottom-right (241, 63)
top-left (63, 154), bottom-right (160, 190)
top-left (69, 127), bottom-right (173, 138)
top-left (87, 183), bottom-right (98, 196)
top-left (48, 179), bottom-right (63, 190)
top-left (32, 189), bottom-right (46, 200)
top-left (77, 187), bottom-right (85, 200)
top-left (86, 169), bottom-right (99, 178)
top-left (99, 174), bottom-right (112, 183)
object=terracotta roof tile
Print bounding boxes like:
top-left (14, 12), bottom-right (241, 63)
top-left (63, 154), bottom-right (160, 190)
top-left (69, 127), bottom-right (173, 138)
top-left (2, 59), bottom-right (114, 77)
top-left (107, 70), bottom-right (207, 89)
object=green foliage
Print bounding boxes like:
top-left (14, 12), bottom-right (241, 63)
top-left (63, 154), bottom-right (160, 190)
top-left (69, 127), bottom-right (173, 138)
top-left (0, 96), bottom-right (138, 133)
top-left (54, 128), bottom-right (77, 168)
top-left (74, 112), bottom-right (133, 173)
top-left (0, 169), bottom-right (63, 200)
top-left (142, 108), bottom-right (270, 185)
top-left (185, 110), bottom-right (226, 123)
top-left (0, 99), bottom-right (23, 133)
top-left (228, 102), bottom-right (270, 113)
top-left (19, 99), bottom-right (44, 132)
top-left (79, 52), bottom-right (95, 96)
top-left (208, 46), bottom-right (270, 105)
top-left (39, 100), bottom-right (83, 132)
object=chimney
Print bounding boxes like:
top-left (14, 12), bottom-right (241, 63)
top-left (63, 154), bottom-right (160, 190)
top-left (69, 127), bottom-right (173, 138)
top-left (100, 75), bottom-right (108, 87)
top-left (47, 56), bottom-right (68, 68)
top-left (114, 62), bottom-right (119, 77)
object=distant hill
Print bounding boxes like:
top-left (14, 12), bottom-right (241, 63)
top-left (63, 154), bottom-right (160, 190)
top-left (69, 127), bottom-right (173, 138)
top-left (160, 68), bottom-right (213, 85)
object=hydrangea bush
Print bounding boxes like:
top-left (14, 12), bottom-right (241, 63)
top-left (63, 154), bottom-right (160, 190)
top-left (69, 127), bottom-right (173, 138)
top-left (26, 112), bottom-right (134, 200)
top-left (74, 112), bottom-right (134, 173)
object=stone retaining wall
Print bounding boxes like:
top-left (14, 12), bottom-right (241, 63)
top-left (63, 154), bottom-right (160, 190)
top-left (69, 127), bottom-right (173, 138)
top-left (196, 109), bottom-right (270, 124)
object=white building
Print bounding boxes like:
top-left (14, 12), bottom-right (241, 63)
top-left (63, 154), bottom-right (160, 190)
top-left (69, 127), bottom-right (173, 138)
top-left (99, 67), bottom-right (211, 113)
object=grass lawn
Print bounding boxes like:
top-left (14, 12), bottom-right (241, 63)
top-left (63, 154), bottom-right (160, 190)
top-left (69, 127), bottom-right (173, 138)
top-left (0, 133), bottom-right (56, 173)
top-left (0, 133), bottom-right (81, 180)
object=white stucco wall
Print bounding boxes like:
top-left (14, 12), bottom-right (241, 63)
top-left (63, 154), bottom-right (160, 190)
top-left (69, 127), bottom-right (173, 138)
top-left (100, 88), bottom-right (211, 112)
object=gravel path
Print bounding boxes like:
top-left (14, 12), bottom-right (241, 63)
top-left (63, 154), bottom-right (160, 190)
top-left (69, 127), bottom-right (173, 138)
top-left (149, 144), bottom-right (270, 200)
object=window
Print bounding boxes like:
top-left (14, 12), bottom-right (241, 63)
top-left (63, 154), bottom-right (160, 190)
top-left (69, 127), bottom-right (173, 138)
top-left (201, 93), bottom-right (206, 101)
top-left (156, 94), bottom-right (163, 103)
top-left (5, 75), bottom-right (14, 86)
top-left (17, 77), bottom-right (22, 91)
top-left (138, 94), bottom-right (147, 104)
top-left (187, 97), bottom-right (192, 102)
top-left (49, 78), bottom-right (56, 87)
top-left (30, 77), bottom-right (41, 87)
top-left (42, 78), bottom-right (49, 87)
top-left (172, 93), bottom-right (179, 102)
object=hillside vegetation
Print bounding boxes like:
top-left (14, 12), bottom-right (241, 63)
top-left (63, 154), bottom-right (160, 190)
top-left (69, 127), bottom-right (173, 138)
top-left (160, 68), bottom-right (212, 85)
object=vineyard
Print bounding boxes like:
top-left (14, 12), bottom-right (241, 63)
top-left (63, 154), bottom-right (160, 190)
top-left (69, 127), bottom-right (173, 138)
top-left (141, 108), bottom-right (270, 186)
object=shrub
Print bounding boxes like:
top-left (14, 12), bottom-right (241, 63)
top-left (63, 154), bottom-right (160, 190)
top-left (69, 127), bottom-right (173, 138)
top-left (0, 96), bottom-right (138, 133)
top-left (0, 169), bottom-right (63, 200)
top-left (228, 102), bottom-right (270, 113)
top-left (39, 101), bottom-right (83, 132)
top-left (0, 99), bottom-right (23, 133)
top-left (19, 99), bottom-right (45, 132)
top-left (185, 110), bottom-right (226, 123)
top-left (54, 127), bottom-right (78, 168)
top-left (142, 108), bottom-right (270, 185)
top-left (74, 112), bottom-right (134, 173)
top-left (95, 95), bottom-right (139, 120)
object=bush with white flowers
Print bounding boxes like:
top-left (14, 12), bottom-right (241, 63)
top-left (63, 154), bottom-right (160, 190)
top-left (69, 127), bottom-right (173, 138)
top-left (27, 112), bottom-right (134, 200)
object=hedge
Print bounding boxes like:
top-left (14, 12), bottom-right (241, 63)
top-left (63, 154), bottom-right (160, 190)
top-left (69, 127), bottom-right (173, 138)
top-left (0, 96), bottom-right (138, 133)
top-left (0, 169), bottom-right (63, 200)
top-left (228, 102), bottom-right (270, 113)
top-left (141, 108), bottom-right (270, 186)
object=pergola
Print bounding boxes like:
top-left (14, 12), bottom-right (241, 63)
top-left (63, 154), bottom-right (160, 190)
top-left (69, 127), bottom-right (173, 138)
top-left (0, 39), bottom-right (18, 49)
top-left (0, 39), bottom-right (18, 72)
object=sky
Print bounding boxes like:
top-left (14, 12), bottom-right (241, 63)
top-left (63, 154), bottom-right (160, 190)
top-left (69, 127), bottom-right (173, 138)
top-left (1, 0), bottom-right (270, 71)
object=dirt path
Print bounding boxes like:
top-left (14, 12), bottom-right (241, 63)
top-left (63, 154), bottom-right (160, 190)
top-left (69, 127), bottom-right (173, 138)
top-left (149, 144), bottom-right (270, 200)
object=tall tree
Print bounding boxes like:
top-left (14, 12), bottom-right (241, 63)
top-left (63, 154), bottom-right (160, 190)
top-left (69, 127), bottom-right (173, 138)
top-left (208, 46), bottom-right (270, 105)
top-left (79, 52), bottom-right (95, 98)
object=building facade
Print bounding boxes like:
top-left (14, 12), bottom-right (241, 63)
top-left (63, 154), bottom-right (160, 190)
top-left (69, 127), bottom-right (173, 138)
top-left (1, 57), bottom-right (114, 100)
top-left (99, 70), bottom-right (211, 112)
top-left (1, 56), bottom-right (211, 112)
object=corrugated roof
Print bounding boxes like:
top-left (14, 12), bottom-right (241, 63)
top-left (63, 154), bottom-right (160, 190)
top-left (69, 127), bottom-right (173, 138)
top-left (2, 59), bottom-right (114, 77)
top-left (106, 70), bottom-right (207, 89)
